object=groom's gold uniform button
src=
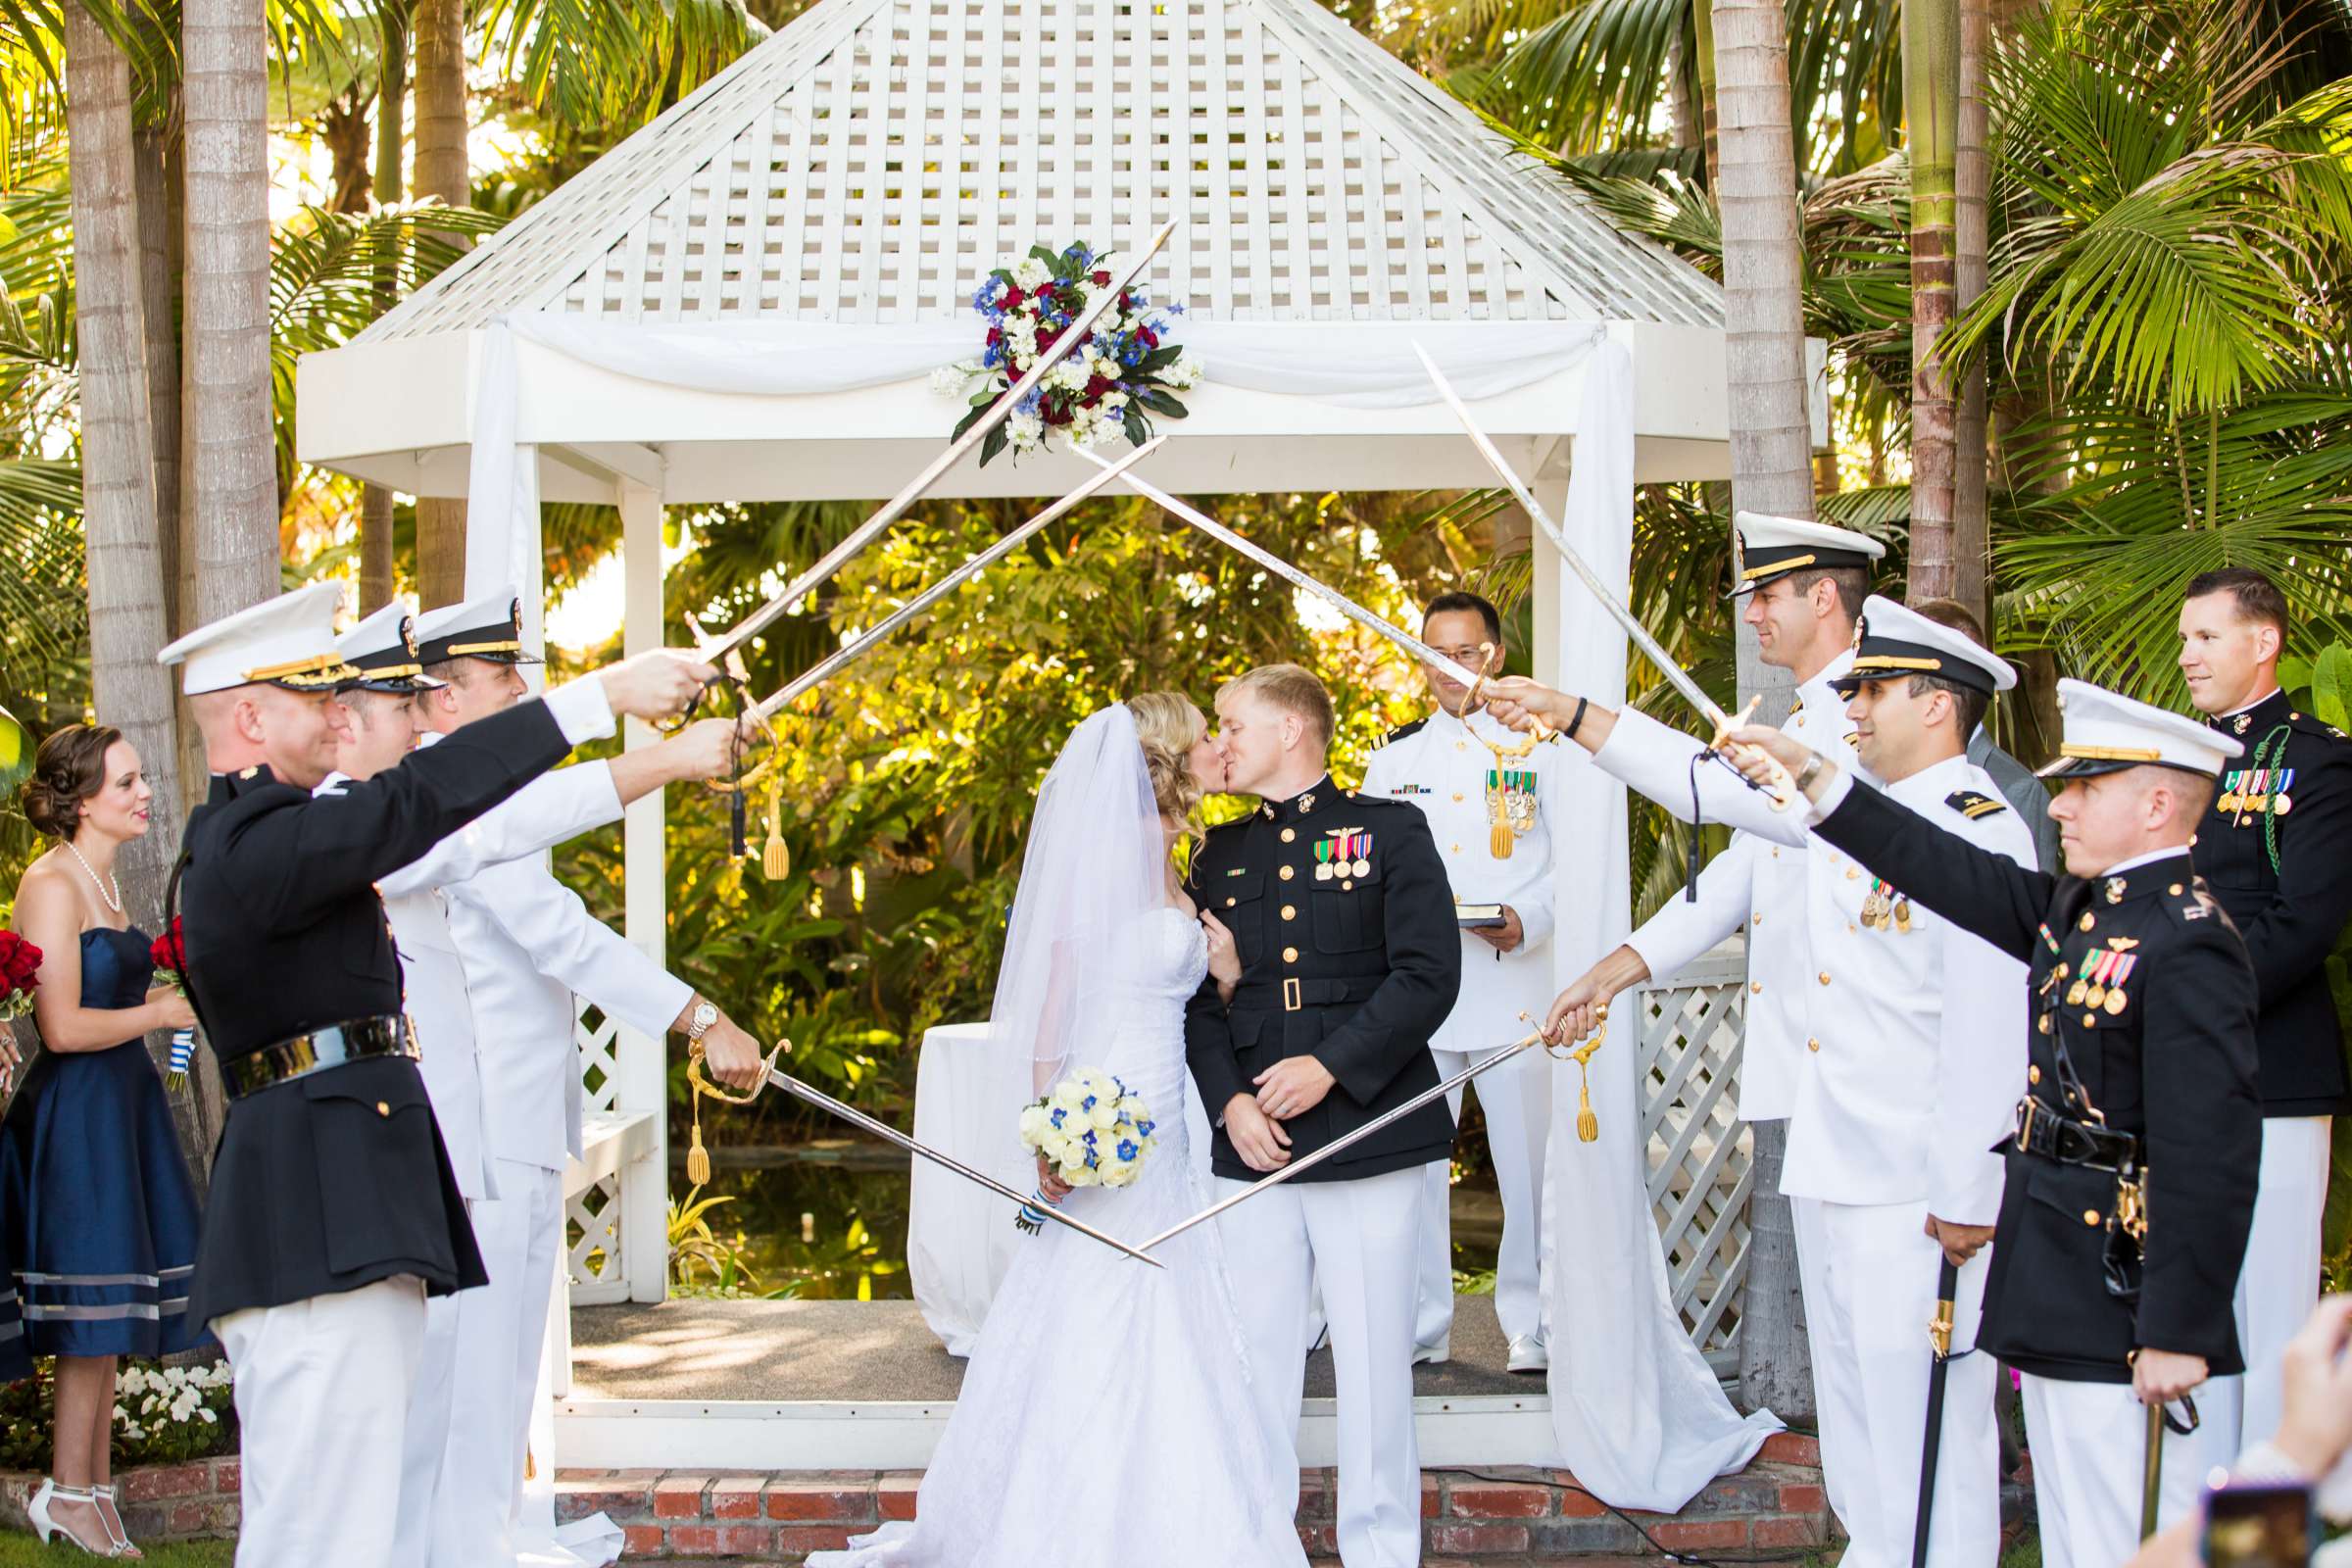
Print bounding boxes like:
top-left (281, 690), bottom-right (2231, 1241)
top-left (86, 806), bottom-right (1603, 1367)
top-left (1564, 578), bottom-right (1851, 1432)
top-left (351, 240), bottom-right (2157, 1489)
top-left (1281, 906), bottom-right (1297, 920)
top-left (1283, 947), bottom-right (1298, 962)
top-left (1279, 865), bottom-right (1294, 880)
top-left (1280, 828), bottom-right (1297, 843)
top-left (1225, 897), bottom-right (1237, 907)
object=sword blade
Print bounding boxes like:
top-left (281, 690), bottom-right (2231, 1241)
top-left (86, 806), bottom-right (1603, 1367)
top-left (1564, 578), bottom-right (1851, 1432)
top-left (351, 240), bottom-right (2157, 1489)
top-left (1072, 449), bottom-right (1487, 692)
top-left (1132, 1033), bottom-right (1544, 1254)
top-left (1410, 343), bottom-right (1732, 733)
top-left (702, 220), bottom-right (1180, 668)
top-left (760, 1066), bottom-right (1165, 1268)
top-left (753, 437), bottom-right (1166, 721)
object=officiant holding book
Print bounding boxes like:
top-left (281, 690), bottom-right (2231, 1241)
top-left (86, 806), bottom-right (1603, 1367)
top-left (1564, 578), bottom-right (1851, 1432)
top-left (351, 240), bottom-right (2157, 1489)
top-left (1360, 592), bottom-right (1583, 1374)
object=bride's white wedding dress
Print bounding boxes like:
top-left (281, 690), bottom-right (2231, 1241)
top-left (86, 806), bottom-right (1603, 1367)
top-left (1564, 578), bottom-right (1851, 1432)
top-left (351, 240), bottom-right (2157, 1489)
top-left (808, 906), bottom-right (1308, 1567)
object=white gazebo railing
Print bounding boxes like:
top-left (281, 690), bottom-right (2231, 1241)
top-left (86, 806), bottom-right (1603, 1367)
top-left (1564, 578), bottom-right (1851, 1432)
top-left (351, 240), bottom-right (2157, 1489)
top-left (1634, 944), bottom-right (1751, 1376)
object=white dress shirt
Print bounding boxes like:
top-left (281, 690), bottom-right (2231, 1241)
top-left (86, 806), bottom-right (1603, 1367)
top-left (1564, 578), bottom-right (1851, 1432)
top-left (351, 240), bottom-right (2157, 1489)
top-left (315, 677), bottom-right (623, 1198)
top-left (1357, 705), bottom-right (1577, 1053)
top-left (1605, 709), bottom-right (2034, 1216)
top-left (1615, 651), bottom-right (1872, 1122)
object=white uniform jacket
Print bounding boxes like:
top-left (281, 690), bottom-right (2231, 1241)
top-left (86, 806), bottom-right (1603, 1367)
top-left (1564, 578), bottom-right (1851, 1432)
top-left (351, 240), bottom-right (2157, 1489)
top-left (1357, 706), bottom-right (1577, 1054)
top-left (1602, 708), bottom-right (2033, 1218)
top-left (313, 679), bottom-right (623, 1200)
top-left (1616, 652), bottom-right (1870, 1122)
top-left (446, 813), bottom-right (694, 1175)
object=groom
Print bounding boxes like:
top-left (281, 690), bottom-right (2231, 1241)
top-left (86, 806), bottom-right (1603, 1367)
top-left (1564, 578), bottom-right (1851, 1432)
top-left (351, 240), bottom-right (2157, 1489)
top-left (1186, 663), bottom-right (1461, 1567)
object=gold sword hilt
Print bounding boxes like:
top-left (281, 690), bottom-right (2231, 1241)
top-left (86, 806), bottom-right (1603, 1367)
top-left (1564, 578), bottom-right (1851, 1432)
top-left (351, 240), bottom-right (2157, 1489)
top-left (1705, 695), bottom-right (1799, 810)
top-left (1462, 644), bottom-right (1557, 745)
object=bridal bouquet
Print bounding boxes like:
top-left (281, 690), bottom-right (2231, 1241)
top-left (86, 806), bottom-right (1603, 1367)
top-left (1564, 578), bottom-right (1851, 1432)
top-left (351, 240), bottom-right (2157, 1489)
top-left (0, 931), bottom-right (37, 1021)
top-left (938, 239), bottom-right (1201, 466)
top-left (149, 917), bottom-right (197, 1089)
top-left (1013, 1066), bottom-right (1157, 1234)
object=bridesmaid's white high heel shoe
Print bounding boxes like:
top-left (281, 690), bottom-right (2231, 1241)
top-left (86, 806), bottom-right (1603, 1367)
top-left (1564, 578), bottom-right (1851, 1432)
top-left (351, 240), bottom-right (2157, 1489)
top-left (28, 1478), bottom-right (128, 1556)
top-left (93, 1483), bottom-right (145, 1559)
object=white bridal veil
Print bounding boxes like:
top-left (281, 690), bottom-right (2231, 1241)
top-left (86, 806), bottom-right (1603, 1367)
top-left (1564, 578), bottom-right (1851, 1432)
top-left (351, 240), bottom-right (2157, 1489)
top-left (989, 703), bottom-right (1168, 1097)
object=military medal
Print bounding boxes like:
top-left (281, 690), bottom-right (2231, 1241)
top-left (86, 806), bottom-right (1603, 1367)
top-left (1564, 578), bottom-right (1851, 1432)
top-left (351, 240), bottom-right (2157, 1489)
top-left (1352, 832), bottom-right (1372, 879)
top-left (2102, 953), bottom-right (2136, 1014)
top-left (1314, 840), bottom-right (1334, 881)
top-left (1893, 895), bottom-right (1912, 932)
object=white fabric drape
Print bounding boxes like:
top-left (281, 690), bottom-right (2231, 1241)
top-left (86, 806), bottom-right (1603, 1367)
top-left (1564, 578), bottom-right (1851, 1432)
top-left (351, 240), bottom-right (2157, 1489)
top-left (1539, 339), bottom-right (1783, 1509)
top-left (459, 314), bottom-right (1605, 600)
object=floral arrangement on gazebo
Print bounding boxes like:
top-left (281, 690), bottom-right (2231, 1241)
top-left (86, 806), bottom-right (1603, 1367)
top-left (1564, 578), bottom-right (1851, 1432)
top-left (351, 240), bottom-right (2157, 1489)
top-left (936, 241), bottom-right (1202, 464)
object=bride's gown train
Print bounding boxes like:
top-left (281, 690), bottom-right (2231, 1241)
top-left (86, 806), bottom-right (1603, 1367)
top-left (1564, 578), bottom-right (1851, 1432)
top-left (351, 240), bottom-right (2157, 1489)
top-left (808, 908), bottom-right (1308, 1567)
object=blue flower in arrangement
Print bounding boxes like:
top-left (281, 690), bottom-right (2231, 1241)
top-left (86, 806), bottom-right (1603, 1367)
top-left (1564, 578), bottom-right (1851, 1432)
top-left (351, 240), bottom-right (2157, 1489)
top-left (1049, 1106), bottom-right (1069, 1130)
top-left (1136, 1119), bottom-right (1156, 1138)
top-left (1116, 1139), bottom-right (1140, 1163)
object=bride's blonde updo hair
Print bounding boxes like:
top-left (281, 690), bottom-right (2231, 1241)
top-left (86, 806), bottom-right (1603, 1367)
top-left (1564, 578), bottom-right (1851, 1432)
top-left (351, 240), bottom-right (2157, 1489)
top-left (1125, 691), bottom-right (1208, 831)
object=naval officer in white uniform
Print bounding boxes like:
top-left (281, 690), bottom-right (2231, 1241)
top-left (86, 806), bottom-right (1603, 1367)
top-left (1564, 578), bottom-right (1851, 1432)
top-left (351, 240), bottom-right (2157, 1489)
top-left (1358, 592), bottom-right (1576, 1371)
top-left (317, 602), bottom-right (749, 1567)
top-left (408, 589), bottom-right (769, 1568)
top-left (1494, 597), bottom-right (2036, 1567)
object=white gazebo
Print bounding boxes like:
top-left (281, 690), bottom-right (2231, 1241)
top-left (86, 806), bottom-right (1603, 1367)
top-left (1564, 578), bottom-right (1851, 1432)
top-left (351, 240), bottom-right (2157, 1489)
top-left (296, 0), bottom-right (1823, 1486)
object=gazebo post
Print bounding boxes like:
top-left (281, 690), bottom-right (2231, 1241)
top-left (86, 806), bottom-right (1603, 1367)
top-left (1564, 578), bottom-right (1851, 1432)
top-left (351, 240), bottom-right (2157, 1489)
top-left (618, 476), bottom-right (672, 1303)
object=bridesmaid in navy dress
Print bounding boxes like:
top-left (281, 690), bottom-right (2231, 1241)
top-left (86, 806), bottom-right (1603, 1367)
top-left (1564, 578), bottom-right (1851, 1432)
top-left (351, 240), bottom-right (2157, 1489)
top-left (8, 724), bottom-right (206, 1558)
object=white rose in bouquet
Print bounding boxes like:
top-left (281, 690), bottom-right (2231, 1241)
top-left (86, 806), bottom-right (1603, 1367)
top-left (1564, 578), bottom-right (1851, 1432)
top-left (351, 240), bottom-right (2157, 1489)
top-left (1014, 257), bottom-right (1051, 288)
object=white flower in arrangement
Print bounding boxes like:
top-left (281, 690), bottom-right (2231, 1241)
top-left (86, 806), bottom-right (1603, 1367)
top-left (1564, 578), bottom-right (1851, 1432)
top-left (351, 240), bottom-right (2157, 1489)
top-left (1014, 258), bottom-right (1051, 289)
top-left (1102, 391), bottom-right (1129, 411)
top-left (1164, 353), bottom-right (1204, 390)
top-left (1051, 1076), bottom-right (1088, 1110)
top-left (930, 364), bottom-right (973, 396)
top-left (1051, 360), bottom-right (1092, 394)
top-left (1088, 1098), bottom-right (1120, 1130)
top-left (1018, 1104), bottom-right (1052, 1143)
top-left (1007, 411), bottom-right (1046, 452)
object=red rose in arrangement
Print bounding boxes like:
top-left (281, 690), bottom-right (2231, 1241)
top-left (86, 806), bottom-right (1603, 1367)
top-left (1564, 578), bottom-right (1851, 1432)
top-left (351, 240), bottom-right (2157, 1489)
top-left (0, 931), bottom-right (42, 1020)
top-left (150, 917), bottom-right (188, 979)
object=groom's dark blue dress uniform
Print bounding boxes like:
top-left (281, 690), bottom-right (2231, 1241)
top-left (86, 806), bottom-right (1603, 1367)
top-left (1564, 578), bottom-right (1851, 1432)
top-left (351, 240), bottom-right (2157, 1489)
top-left (1184, 772), bottom-right (1461, 1179)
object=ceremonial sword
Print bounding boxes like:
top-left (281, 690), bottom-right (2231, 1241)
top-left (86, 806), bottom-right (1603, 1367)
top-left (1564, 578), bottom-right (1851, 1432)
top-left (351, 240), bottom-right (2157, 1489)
top-left (1409, 345), bottom-right (1795, 809)
top-left (1071, 449), bottom-right (1548, 725)
top-left (1129, 1027), bottom-right (1562, 1254)
top-left (1911, 1257), bottom-right (1961, 1568)
top-left (691, 218), bottom-right (1180, 672)
top-left (703, 1054), bottom-right (1167, 1268)
top-left (750, 438), bottom-right (1166, 721)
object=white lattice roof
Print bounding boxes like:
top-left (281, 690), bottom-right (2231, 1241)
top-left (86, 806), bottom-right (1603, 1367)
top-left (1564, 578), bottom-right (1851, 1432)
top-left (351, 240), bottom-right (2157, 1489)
top-left (361, 0), bottom-right (1721, 342)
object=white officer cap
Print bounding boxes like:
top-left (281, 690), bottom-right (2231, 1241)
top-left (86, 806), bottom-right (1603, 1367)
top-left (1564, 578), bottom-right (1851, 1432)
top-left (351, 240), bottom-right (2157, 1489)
top-left (336, 601), bottom-right (445, 694)
top-left (2038, 678), bottom-right (2244, 780)
top-left (157, 580), bottom-right (355, 696)
top-left (1833, 595), bottom-right (2017, 697)
top-left (1731, 512), bottom-right (1886, 596)
top-left (414, 586), bottom-right (542, 667)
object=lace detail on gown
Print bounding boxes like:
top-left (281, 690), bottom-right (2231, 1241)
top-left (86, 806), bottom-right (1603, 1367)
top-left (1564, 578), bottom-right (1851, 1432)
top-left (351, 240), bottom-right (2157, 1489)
top-left (807, 909), bottom-right (1306, 1568)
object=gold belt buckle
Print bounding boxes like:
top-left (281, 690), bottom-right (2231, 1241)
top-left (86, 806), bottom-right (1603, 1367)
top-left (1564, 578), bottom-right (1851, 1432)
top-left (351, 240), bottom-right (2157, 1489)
top-left (2017, 1097), bottom-right (2037, 1149)
top-left (1283, 977), bottom-right (1302, 1012)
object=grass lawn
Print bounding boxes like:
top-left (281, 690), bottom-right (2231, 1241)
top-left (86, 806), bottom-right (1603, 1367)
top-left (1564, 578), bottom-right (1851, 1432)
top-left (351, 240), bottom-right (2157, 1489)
top-left (0, 1537), bottom-right (234, 1566)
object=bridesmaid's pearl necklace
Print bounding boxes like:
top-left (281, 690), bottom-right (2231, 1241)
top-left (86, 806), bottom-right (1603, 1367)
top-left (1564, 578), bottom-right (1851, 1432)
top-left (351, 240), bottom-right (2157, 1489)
top-left (64, 841), bottom-right (122, 915)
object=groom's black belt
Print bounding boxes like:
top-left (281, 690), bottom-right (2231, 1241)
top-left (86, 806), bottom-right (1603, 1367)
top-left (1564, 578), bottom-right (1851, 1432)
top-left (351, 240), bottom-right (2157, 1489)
top-left (221, 1013), bottom-right (419, 1099)
top-left (1235, 975), bottom-right (1385, 1014)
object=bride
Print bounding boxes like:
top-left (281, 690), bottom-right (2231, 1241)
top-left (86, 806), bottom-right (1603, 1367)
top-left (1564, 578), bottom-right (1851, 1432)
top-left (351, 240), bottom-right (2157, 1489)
top-left (809, 694), bottom-right (1307, 1568)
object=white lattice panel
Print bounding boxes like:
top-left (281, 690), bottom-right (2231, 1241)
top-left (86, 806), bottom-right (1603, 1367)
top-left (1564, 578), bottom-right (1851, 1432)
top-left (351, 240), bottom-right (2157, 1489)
top-left (361, 0), bottom-right (1720, 342)
top-left (565, 1175), bottom-right (631, 1303)
top-left (1638, 950), bottom-right (1750, 1372)
top-left (566, 1005), bottom-right (641, 1302)
top-left (576, 1006), bottom-right (624, 1115)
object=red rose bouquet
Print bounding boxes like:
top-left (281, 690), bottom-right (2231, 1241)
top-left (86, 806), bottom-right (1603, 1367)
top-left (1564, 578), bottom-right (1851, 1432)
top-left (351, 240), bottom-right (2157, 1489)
top-left (0, 931), bottom-right (39, 1021)
top-left (150, 918), bottom-right (197, 1088)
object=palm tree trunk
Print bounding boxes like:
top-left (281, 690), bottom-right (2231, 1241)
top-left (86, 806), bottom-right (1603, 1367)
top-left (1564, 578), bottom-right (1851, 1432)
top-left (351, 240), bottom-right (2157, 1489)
top-left (412, 0), bottom-right (469, 606)
top-left (181, 0), bottom-right (281, 627)
top-left (360, 0), bottom-right (409, 614)
top-left (1692, 0), bottom-right (1721, 190)
top-left (1710, 0), bottom-right (1815, 1423)
top-left (1904, 0), bottom-right (1961, 602)
top-left (63, 1), bottom-right (217, 1167)
top-left (1951, 0), bottom-right (1992, 628)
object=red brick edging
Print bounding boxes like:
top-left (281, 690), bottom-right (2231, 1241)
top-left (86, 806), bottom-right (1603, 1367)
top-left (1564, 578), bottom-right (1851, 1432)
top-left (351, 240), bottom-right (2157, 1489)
top-left (0, 1455), bottom-right (242, 1542)
top-left (562, 1432), bottom-right (1834, 1563)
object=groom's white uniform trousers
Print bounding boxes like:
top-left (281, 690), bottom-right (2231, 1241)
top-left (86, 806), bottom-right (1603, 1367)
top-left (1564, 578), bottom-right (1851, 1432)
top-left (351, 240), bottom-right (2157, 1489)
top-left (1358, 707), bottom-right (1564, 1365)
top-left (433, 809), bottom-right (692, 1568)
top-left (318, 736), bottom-right (629, 1568)
top-left (1599, 704), bottom-right (2032, 1568)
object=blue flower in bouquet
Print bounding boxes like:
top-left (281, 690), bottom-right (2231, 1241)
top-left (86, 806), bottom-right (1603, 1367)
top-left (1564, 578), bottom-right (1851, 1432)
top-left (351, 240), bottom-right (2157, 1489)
top-left (1116, 1139), bottom-right (1140, 1162)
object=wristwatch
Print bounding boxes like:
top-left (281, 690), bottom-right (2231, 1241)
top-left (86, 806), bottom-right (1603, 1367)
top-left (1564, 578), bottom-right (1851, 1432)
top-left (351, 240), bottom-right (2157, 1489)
top-left (686, 999), bottom-right (719, 1049)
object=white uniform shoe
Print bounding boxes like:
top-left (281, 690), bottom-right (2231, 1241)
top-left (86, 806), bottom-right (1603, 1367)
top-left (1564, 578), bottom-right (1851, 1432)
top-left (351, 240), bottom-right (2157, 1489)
top-left (1505, 1335), bottom-right (1548, 1373)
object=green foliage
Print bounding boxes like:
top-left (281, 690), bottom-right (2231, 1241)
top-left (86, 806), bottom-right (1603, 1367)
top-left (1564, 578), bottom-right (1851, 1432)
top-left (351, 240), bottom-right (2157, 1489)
top-left (666, 1185), bottom-right (765, 1298)
top-left (0, 1359), bottom-right (237, 1472)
